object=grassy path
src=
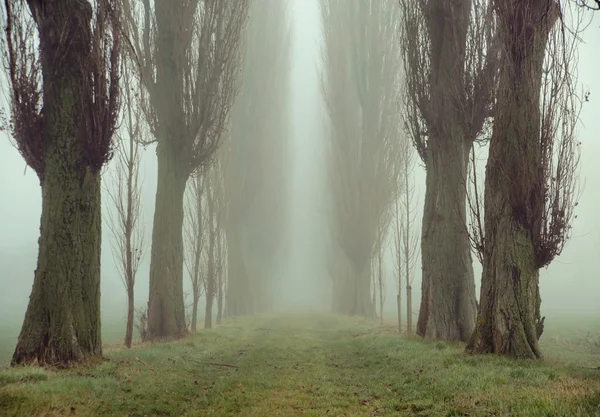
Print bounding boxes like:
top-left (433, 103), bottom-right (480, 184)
top-left (1, 314), bottom-right (599, 416)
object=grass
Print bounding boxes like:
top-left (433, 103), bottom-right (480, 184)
top-left (0, 314), bottom-right (599, 416)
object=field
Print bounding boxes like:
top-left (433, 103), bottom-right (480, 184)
top-left (0, 313), bottom-right (599, 416)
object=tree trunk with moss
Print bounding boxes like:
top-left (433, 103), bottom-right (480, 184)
top-left (146, 141), bottom-right (188, 340)
top-left (466, 0), bottom-right (558, 359)
top-left (11, 1), bottom-right (103, 366)
top-left (416, 138), bottom-right (477, 341)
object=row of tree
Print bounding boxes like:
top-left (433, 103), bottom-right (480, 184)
top-left (1, 0), bottom-right (293, 366)
top-left (321, 0), bottom-right (587, 359)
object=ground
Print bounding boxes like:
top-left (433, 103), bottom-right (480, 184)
top-left (1, 314), bottom-right (599, 416)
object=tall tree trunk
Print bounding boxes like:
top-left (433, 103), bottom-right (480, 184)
top-left (416, 139), bottom-right (477, 342)
top-left (216, 274), bottom-right (224, 325)
top-left (205, 224), bottom-right (215, 329)
top-left (347, 262), bottom-right (373, 317)
top-left (397, 294), bottom-right (402, 333)
top-left (407, 284), bottom-right (412, 338)
top-left (12, 2), bottom-right (102, 365)
top-left (146, 141), bottom-right (188, 340)
top-left (225, 226), bottom-right (252, 316)
top-left (466, 0), bottom-right (558, 359)
top-left (378, 249), bottom-right (384, 325)
top-left (125, 285), bottom-right (134, 348)
top-left (13, 168), bottom-right (102, 365)
top-left (191, 290), bottom-right (199, 333)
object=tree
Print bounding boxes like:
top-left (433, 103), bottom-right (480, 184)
top-left (184, 172), bottom-right (206, 333)
top-left (321, 0), bottom-right (403, 316)
top-left (106, 62), bottom-right (146, 348)
top-left (393, 138), bottom-right (419, 336)
top-left (2, 0), bottom-right (120, 365)
top-left (224, 0), bottom-right (292, 316)
top-left (215, 211), bottom-right (227, 325)
top-left (121, 0), bottom-right (249, 339)
top-left (466, 0), bottom-right (582, 358)
top-left (399, 0), bottom-right (500, 341)
top-left (203, 157), bottom-right (225, 329)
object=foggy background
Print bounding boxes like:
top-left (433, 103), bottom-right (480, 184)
top-left (0, 0), bottom-right (598, 345)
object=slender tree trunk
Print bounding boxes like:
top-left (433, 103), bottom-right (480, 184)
top-left (416, 139), bottom-right (477, 342)
top-left (407, 285), bottom-right (412, 338)
top-left (216, 274), bottom-right (224, 325)
top-left (12, 3), bottom-right (102, 365)
top-left (397, 294), bottom-right (402, 333)
top-left (466, 1), bottom-right (558, 359)
top-left (204, 293), bottom-right (214, 329)
top-left (125, 285), bottom-right (134, 348)
top-left (191, 292), bottom-right (199, 333)
top-left (378, 249), bottom-right (384, 325)
top-left (146, 141), bottom-right (188, 340)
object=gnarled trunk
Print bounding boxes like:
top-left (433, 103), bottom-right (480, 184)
top-left (13, 167), bottom-right (102, 366)
top-left (416, 139), bottom-right (477, 341)
top-left (12, 2), bottom-right (102, 366)
top-left (146, 141), bottom-right (188, 340)
top-left (466, 0), bottom-right (558, 359)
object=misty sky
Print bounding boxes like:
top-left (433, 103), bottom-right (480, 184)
top-left (0, 1), bottom-right (599, 325)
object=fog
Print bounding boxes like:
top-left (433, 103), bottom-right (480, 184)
top-left (0, 0), bottom-right (599, 357)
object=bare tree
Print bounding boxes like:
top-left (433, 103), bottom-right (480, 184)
top-left (321, 0), bottom-right (403, 316)
top-left (399, 0), bottom-right (500, 342)
top-left (375, 223), bottom-right (388, 325)
top-left (2, 0), bottom-right (120, 365)
top-left (184, 172), bottom-right (206, 333)
top-left (204, 157), bottom-right (226, 329)
top-left (121, 0), bottom-right (249, 339)
top-left (106, 61), bottom-right (146, 348)
top-left (466, 0), bottom-right (583, 358)
top-left (215, 211), bottom-right (227, 325)
top-left (224, 0), bottom-right (292, 316)
top-left (393, 138), bottom-right (419, 336)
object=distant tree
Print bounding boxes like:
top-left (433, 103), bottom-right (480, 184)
top-left (224, 0), bottom-right (292, 316)
top-left (215, 212), bottom-right (227, 325)
top-left (121, 0), bottom-right (249, 340)
top-left (399, 0), bottom-right (500, 342)
top-left (203, 158), bottom-right (225, 329)
top-left (2, 0), bottom-right (120, 365)
top-left (106, 62), bottom-right (146, 349)
top-left (184, 172), bottom-right (206, 333)
top-left (374, 221), bottom-right (388, 326)
top-left (466, 0), bottom-right (582, 358)
top-left (321, 0), bottom-right (403, 316)
top-left (393, 138), bottom-right (419, 336)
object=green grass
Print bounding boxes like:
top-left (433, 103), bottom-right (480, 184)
top-left (1, 314), bottom-right (599, 416)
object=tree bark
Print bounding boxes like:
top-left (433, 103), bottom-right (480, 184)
top-left (146, 141), bottom-right (188, 340)
top-left (466, 0), bottom-right (558, 359)
top-left (125, 285), bottom-right (134, 348)
top-left (12, 1), bottom-right (103, 366)
top-left (416, 139), bottom-right (477, 342)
